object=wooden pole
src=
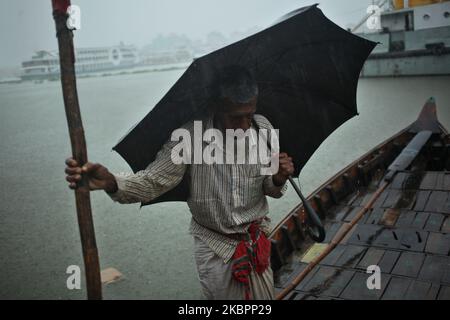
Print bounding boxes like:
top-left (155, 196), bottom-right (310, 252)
top-left (51, 0), bottom-right (102, 300)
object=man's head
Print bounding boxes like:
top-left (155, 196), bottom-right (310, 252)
top-left (213, 65), bottom-right (258, 131)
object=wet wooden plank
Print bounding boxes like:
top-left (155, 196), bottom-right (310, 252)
top-left (398, 229), bottom-right (428, 252)
top-left (348, 246), bottom-right (400, 274)
top-left (300, 295), bottom-right (319, 300)
top-left (352, 226), bottom-right (428, 252)
top-left (347, 224), bottom-right (385, 247)
top-left (362, 208), bottom-right (384, 225)
top-left (289, 291), bottom-right (309, 300)
top-left (437, 286), bottom-right (450, 300)
top-left (390, 172), bottom-right (411, 189)
top-left (395, 210), bottom-right (416, 228)
top-left (378, 250), bottom-right (401, 274)
top-left (435, 172), bottom-right (450, 191)
top-left (379, 208), bottom-right (400, 226)
top-left (381, 277), bottom-right (412, 300)
top-left (418, 255), bottom-right (450, 284)
top-left (320, 244), bottom-right (346, 266)
top-left (360, 189), bottom-right (389, 208)
top-left (382, 189), bottom-right (402, 209)
top-left (444, 195), bottom-right (450, 214)
top-left (403, 280), bottom-right (440, 300)
top-left (279, 262), bottom-right (309, 288)
top-left (276, 167), bottom-right (450, 301)
top-left (330, 223), bottom-right (357, 245)
top-left (291, 291), bottom-right (322, 300)
top-left (315, 296), bottom-right (343, 300)
top-left (442, 193), bottom-right (450, 215)
top-left (442, 173), bottom-right (450, 191)
top-left (391, 252), bottom-right (426, 278)
top-left (410, 212), bottom-right (429, 229)
top-left (442, 217), bottom-right (450, 233)
top-left (424, 213), bottom-right (445, 232)
top-left (395, 211), bottom-right (441, 232)
top-left (371, 229), bottom-right (399, 249)
top-left (435, 172), bottom-right (445, 191)
top-left (425, 232), bottom-right (450, 255)
top-left (294, 265), bottom-right (320, 292)
top-left (396, 190), bottom-right (419, 210)
top-left (372, 189), bottom-right (390, 208)
top-left (357, 247), bottom-right (385, 270)
top-left (413, 190), bottom-right (431, 212)
top-left (339, 272), bottom-right (390, 300)
top-left (301, 266), bottom-right (355, 298)
top-left (323, 222), bottom-right (344, 243)
top-left (425, 191), bottom-right (450, 213)
top-left (420, 172), bottom-right (439, 190)
top-left (334, 245), bottom-right (367, 268)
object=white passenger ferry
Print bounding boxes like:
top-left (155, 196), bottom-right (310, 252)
top-left (21, 44), bottom-right (139, 81)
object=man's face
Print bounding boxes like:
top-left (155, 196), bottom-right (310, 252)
top-left (215, 96), bottom-right (257, 131)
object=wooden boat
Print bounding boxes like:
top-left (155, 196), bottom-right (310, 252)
top-left (270, 97), bottom-right (450, 300)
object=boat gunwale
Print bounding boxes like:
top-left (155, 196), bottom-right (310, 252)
top-left (269, 118), bottom-right (449, 238)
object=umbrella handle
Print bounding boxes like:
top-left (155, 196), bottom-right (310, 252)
top-left (288, 177), bottom-right (326, 242)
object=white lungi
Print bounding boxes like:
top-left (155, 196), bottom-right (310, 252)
top-left (193, 236), bottom-right (275, 300)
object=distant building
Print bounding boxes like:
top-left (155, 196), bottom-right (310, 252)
top-left (139, 48), bottom-right (193, 66)
top-left (21, 44), bottom-right (139, 80)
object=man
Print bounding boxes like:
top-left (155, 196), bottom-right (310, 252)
top-left (65, 65), bottom-right (294, 300)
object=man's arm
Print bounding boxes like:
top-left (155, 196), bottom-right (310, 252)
top-left (263, 175), bottom-right (288, 199)
top-left (65, 138), bottom-right (187, 204)
top-left (262, 152), bottom-right (293, 199)
top-left (107, 138), bottom-right (186, 204)
top-left (253, 114), bottom-right (293, 199)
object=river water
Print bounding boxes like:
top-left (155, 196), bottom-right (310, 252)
top-left (0, 70), bottom-right (449, 299)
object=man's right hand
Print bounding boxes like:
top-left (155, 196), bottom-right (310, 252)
top-left (65, 157), bottom-right (118, 193)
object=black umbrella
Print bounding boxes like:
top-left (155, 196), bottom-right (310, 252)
top-left (113, 4), bottom-right (376, 215)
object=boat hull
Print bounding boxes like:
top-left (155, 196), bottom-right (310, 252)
top-left (272, 99), bottom-right (450, 300)
top-left (361, 49), bottom-right (450, 77)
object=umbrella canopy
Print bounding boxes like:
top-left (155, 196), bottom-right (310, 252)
top-left (113, 4), bottom-right (377, 205)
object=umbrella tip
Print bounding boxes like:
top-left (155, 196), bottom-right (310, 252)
top-left (428, 97), bottom-right (435, 103)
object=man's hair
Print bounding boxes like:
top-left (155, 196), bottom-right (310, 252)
top-left (214, 65), bottom-right (258, 105)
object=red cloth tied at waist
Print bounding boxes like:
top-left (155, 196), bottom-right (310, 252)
top-left (231, 222), bottom-right (271, 300)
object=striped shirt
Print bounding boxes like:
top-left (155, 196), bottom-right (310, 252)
top-left (108, 114), bottom-right (287, 263)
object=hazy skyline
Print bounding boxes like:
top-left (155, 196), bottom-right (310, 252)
top-left (0, 0), bottom-right (378, 68)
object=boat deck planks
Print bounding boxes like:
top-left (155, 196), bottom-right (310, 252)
top-left (272, 100), bottom-right (450, 300)
top-left (275, 170), bottom-right (450, 300)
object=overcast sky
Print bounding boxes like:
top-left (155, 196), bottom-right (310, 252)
top-left (0, 0), bottom-right (378, 68)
